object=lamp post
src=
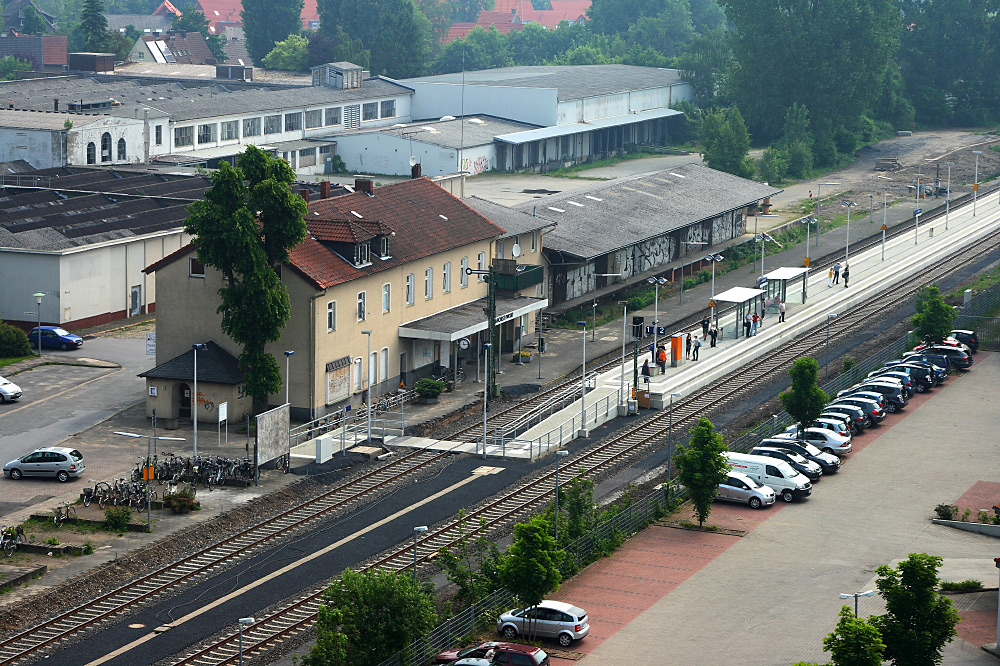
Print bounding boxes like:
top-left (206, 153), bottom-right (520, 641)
top-left (32, 292), bottom-right (44, 356)
top-left (838, 590), bottom-right (875, 617)
top-left (825, 313), bottom-right (837, 381)
top-left (238, 617), bottom-right (255, 666)
top-left (554, 449), bottom-right (568, 543)
top-left (412, 525), bottom-right (427, 583)
top-left (361, 330), bottom-right (372, 444)
top-left (646, 276), bottom-right (666, 362)
top-left (680, 242), bottom-right (707, 304)
top-left (192, 343), bottom-right (206, 458)
top-left (704, 254), bottom-right (724, 328)
top-left (877, 176), bottom-right (892, 260)
top-left (841, 201), bottom-right (856, 263)
top-left (666, 392), bottom-right (681, 503)
top-left (590, 273), bottom-right (622, 342)
top-left (283, 350), bottom-right (294, 406)
top-left (944, 162), bottom-right (954, 230)
top-left (973, 150), bottom-right (982, 216)
top-left (577, 321), bottom-right (588, 438)
top-left (482, 342), bottom-right (492, 458)
top-left (114, 431), bottom-right (185, 530)
top-left (618, 301), bottom-right (628, 410)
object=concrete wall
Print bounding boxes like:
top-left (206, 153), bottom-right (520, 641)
top-left (0, 127), bottom-right (65, 168)
top-left (457, 142), bottom-right (497, 176)
top-left (403, 82), bottom-right (559, 127)
top-left (0, 251), bottom-right (61, 324)
top-left (556, 84), bottom-right (691, 125)
top-left (67, 117), bottom-right (146, 165)
top-left (332, 131), bottom-right (459, 177)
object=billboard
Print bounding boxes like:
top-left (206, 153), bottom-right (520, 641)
top-left (255, 403), bottom-right (289, 466)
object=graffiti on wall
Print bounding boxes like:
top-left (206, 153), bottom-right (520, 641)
top-left (633, 235), bottom-right (674, 273)
top-left (461, 155), bottom-right (492, 175)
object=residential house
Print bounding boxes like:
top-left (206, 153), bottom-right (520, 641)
top-left (0, 34), bottom-right (66, 72)
top-left (1, 0), bottom-right (56, 34)
top-left (127, 30), bottom-right (217, 66)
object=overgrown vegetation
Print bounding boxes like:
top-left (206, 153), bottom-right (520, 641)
top-left (939, 579), bottom-right (983, 593)
top-left (103, 506), bottom-right (132, 532)
top-left (0, 319), bottom-right (31, 358)
top-left (162, 490), bottom-right (197, 515)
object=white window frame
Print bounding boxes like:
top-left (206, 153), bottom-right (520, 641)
top-left (369, 351), bottom-right (378, 389)
top-left (496, 239), bottom-right (505, 259)
top-left (531, 231), bottom-right (537, 251)
top-left (382, 283), bottom-right (391, 312)
top-left (357, 291), bottom-right (366, 321)
top-left (380, 99), bottom-right (396, 118)
top-left (221, 120), bottom-right (239, 141)
top-left (460, 256), bottom-right (469, 287)
top-left (353, 357), bottom-right (363, 391)
top-left (424, 268), bottom-right (433, 300)
top-left (188, 257), bottom-right (205, 277)
top-left (477, 252), bottom-right (486, 281)
top-left (442, 262), bottom-right (451, 294)
top-left (327, 300), bottom-right (336, 331)
top-left (380, 348), bottom-right (389, 383)
top-left (305, 109), bottom-right (323, 128)
top-left (264, 114), bottom-right (281, 134)
top-left (243, 117), bottom-right (261, 137)
top-left (406, 273), bottom-right (415, 305)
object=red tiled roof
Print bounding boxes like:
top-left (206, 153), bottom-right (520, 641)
top-left (490, 0), bottom-right (589, 29)
top-left (308, 218), bottom-right (377, 243)
top-left (152, 0), bottom-right (182, 16)
top-left (194, 0), bottom-right (318, 33)
top-left (289, 178), bottom-right (504, 289)
top-left (41, 35), bottom-right (66, 66)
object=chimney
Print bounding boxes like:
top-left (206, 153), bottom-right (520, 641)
top-left (299, 188), bottom-right (310, 203)
top-left (53, 98), bottom-right (58, 111)
top-left (411, 163), bottom-right (422, 179)
top-left (354, 178), bottom-right (374, 195)
top-left (319, 180), bottom-right (330, 199)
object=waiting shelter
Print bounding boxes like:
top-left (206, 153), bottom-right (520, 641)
top-left (761, 266), bottom-right (809, 313)
top-left (713, 286), bottom-right (765, 339)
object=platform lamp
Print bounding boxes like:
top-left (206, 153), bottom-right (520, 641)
top-left (943, 162), bottom-right (954, 229)
top-left (646, 276), bottom-right (668, 357)
top-left (703, 254), bottom-right (724, 327)
top-left (192, 343), bottom-right (206, 458)
top-left (592, 273), bottom-right (623, 341)
top-left (617, 300), bottom-right (629, 411)
top-left (32, 292), bottom-right (44, 356)
top-left (361, 330), bottom-right (372, 444)
top-left (811, 182), bottom-right (840, 258)
top-left (482, 342), bottom-right (492, 458)
top-left (412, 525), bottom-right (427, 583)
top-left (839, 590), bottom-right (874, 617)
top-left (841, 201), bottom-right (856, 263)
top-left (238, 617), bottom-right (255, 666)
top-left (876, 176), bottom-right (892, 260)
top-left (973, 150), bottom-right (982, 216)
top-left (554, 449), bottom-right (568, 543)
top-left (577, 320), bottom-right (588, 438)
top-left (283, 350), bottom-right (294, 406)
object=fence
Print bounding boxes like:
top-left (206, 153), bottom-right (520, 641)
top-left (289, 389), bottom-right (416, 447)
top-left (498, 387), bottom-right (624, 459)
top-left (375, 485), bottom-right (672, 666)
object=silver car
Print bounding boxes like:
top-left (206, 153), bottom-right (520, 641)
top-left (717, 471), bottom-right (775, 509)
top-left (0, 375), bottom-right (21, 403)
top-left (4, 447), bottom-right (85, 482)
top-left (497, 600), bottom-right (590, 647)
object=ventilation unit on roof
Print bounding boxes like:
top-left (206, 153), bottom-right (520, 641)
top-left (311, 62), bottom-right (363, 90)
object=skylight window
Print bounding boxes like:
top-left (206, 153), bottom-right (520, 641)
top-left (351, 210), bottom-right (363, 218)
top-left (585, 195), bottom-right (603, 202)
top-left (547, 206), bottom-right (566, 213)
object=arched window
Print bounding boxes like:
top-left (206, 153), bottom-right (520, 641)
top-left (86, 142), bottom-right (96, 164)
top-left (117, 138), bottom-right (126, 161)
top-left (100, 132), bottom-right (111, 162)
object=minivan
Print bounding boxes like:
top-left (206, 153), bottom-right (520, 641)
top-left (717, 471), bottom-right (775, 509)
top-left (724, 452), bottom-right (812, 502)
top-left (750, 446), bottom-right (823, 481)
top-left (761, 439), bottom-right (840, 474)
top-left (951, 329), bottom-right (979, 352)
top-left (497, 600), bottom-right (589, 647)
top-left (830, 396), bottom-right (885, 424)
top-left (4, 447), bottom-right (85, 482)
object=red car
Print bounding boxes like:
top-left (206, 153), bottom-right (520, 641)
top-left (434, 641), bottom-right (549, 666)
top-left (912, 337), bottom-right (969, 354)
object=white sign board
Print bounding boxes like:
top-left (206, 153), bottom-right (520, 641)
top-left (218, 401), bottom-right (228, 423)
top-left (146, 332), bottom-right (156, 355)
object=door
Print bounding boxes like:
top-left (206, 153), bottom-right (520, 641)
top-left (178, 383), bottom-right (191, 419)
top-left (728, 477), bottom-right (750, 503)
top-left (42, 329), bottom-right (58, 348)
top-left (399, 352), bottom-right (407, 388)
top-left (718, 477), bottom-right (734, 501)
top-left (40, 451), bottom-right (66, 476)
top-left (19, 451), bottom-right (45, 476)
top-left (130, 285), bottom-right (142, 316)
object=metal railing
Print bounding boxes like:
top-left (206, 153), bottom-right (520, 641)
top-left (499, 387), bottom-right (624, 459)
top-left (491, 376), bottom-right (596, 442)
top-left (290, 389), bottom-right (416, 447)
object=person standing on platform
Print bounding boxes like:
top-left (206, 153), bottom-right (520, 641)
top-left (779, 300), bottom-right (786, 322)
top-left (843, 263), bottom-right (850, 288)
top-left (751, 311), bottom-right (760, 336)
top-left (828, 267), bottom-right (834, 288)
top-left (744, 311), bottom-right (752, 337)
top-left (641, 359), bottom-right (651, 380)
top-left (657, 346), bottom-right (668, 374)
top-left (709, 324), bottom-right (718, 347)
top-left (701, 315), bottom-right (710, 338)
top-left (692, 335), bottom-right (702, 360)
top-left (833, 261), bottom-right (841, 284)
top-left (685, 332), bottom-right (692, 359)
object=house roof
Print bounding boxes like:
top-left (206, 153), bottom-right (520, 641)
top-left (194, 0), bottom-right (319, 32)
top-left (138, 339), bottom-right (245, 384)
top-left (513, 163), bottom-right (782, 260)
top-left (367, 115), bottom-right (537, 150)
top-left (1, 0), bottom-right (56, 31)
top-left (0, 108), bottom-right (108, 130)
top-left (152, 0), bottom-right (183, 16)
top-left (139, 30), bottom-right (217, 66)
top-left (464, 196), bottom-right (555, 239)
top-left (220, 37), bottom-right (252, 66)
top-left (402, 65), bottom-right (683, 102)
top-left (290, 177), bottom-right (504, 289)
top-left (103, 13), bottom-right (174, 31)
top-left (492, 0), bottom-right (589, 29)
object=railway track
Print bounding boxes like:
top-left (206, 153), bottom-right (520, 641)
top-left (166, 209), bottom-right (1000, 666)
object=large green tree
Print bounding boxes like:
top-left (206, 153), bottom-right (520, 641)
top-left (500, 516), bottom-right (562, 637)
top-left (0, 56), bottom-right (32, 81)
top-left (437, 509), bottom-right (504, 606)
top-left (78, 0), bottom-right (110, 52)
top-left (873, 553), bottom-right (959, 666)
top-left (911, 285), bottom-right (957, 345)
top-left (318, 0), bottom-right (432, 77)
top-left (673, 417), bottom-right (729, 526)
top-left (263, 34), bottom-right (309, 71)
top-left (173, 10), bottom-right (227, 62)
top-left (823, 606), bottom-right (885, 666)
top-left (306, 28), bottom-right (371, 70)
top-left (700, 106), bottom-right (753, 179)
top-left (719, 0), bottom-right (900, 142)
top-left (450, 0), bottom-right (494, 22)
top-left (675, 28), bottom-right (731, 106)
top-left (183, 147), bottom-right (307, 414)
top-left (21, 6), bottom-right (48, 34)
top-left (779, 357), bottom-right (829, 440)
top-left (432, 26), bottom-right (512, 74)
top-left (242, 0), bottom-right (304, 63)
top-left (304, 569), bottom-right (438, 666)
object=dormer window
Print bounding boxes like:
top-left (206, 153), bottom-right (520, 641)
top-left (354, 242), bottom-right (370, 266)
top-left (378, 236), bottom-right (390, 258)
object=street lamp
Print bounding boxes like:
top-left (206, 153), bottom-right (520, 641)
top-left (114, 430), bottom-right (185, 530)
top-left (283, 350), bottom-right (294, 407)
top-left (839, 590), bottom-right (875, 617)
top-left (192, 343), bottom-right (206, 458)
top-left (32, 292), bottom-right (44, 356)
top-left (646, 277), bottom-right (667, 358)
top-left (617, 300), bottom-right (628, 410)
top-left (361, 330), bottom-right (372, 444)
top-left (943, 162), bottom-right (954, 230)
top-left (238, 617), bottom-right (255, 666)
top-left (554, 449), bottom-right (568, 543)
top-left (825, 314), bottom-right (837, 382)
top-left (412, 525), bottom-right (427, 583)
top-left (482, 342), bottom-right (492, 458)
top-left (680, 242), bottom-right (707, 304)
top-left (577, 321), bottom-right (588, 438)
top-left (841, 201), bottom-right (856, 263)
top-left (666, 392), bottom-right (681, 503)
top-left (704, 254), bottom-right (724, 329)
top-left (877, 176), bottom-right (892, 260)
top-left (973, 150), bottom-right (982, 216)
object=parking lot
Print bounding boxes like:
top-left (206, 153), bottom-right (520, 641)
top-left (551, 352), bottom-right (1000, 666)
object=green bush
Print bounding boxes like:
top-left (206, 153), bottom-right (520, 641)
top-left (939, 579), bottom-right (983, 592)
top-left (163, 490), bottom-right (197, 514)
top-left (842, 356), bottom-right (856, 373)
top-left (786, 141), bottom-right (813, 178)
top-left (104, 506), bottom-right (131, 532)
top-left (328, 155), bottom-right (348, 174)
top-left (0, 320), bottom-right (31, 357)
top-left (415, 377), bottom-right (445, 398)
top-left (833, 127), bottom-right (857, 155)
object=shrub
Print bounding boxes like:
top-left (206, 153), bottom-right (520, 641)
top-left (44, 537), bottom-right (59, 545)
top-left (683, 277), bottom-right (698, 290)
top-left (786, 141), bottom-right (813, 178)
top-left (842, 356), bottom-right (856, 373)
top-left (961, 508), bottom-right (971, 522)
top-left (415, 377), bottom-right (445, 398)
top-left (832, 127), bottom-right (857, 155)
top-left (104, 506), bottom-right (131, 532)
top-left (939, 579), bottom-right (983, 592)
top-left (934, 504), bottom-right (956, 520)
top-left (813, 133), bottom-right (837, 167)
top-left (163, 490), bottom-right (197, 514)
top-left (328, 154), bottom-right (348, 174)
top-left (756, 146), bottom-right (788, 184)
top-left (0, 320), bottom-right (31, 357)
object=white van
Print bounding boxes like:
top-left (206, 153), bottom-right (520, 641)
top-left (724, 452), bottom-right (812, 503)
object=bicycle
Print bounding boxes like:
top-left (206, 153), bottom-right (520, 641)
top-left (1, 526), bottom-right (26, 557)
top-left (53, 502), bottom-right (78, 527)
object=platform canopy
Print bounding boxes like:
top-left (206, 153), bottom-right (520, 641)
top-left (762, 266), bottom-right (809, 305)
top-left (763, 267), bottom-right (809, 281)
top-left (714, 286), bottom-right (764, 303)
top-left (398, 296), bottom-right (547, 342)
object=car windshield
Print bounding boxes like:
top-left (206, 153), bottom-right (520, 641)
top-left (535, 649), bottom-right (548, 662)
top-left (787, 452), bottom-right (807, 463)
top-left (69, 450), bottom-right (83, 461)
top-left (0, 378), bottom-right (10, 385)
top-left (803, 442), bottom-right (822, 455)
top-left (53, 328), bottom-right (71, 336)
top-left (457, 647), bottom-right (480, 658)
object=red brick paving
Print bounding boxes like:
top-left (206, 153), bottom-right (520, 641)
top-left (953, 481), bottom-right (1000, 517)
top-left (957, 608), bottom-right (997, 647)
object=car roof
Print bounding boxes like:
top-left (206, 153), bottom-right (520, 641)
top-left (37, 446), bottom-right (78, 454)
top-left (952, 329), bottom-right (974, 335)
top-left (540, 600), bottom-right (584, 615)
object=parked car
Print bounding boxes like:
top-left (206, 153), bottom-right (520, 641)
top-left (771, 428), bottom-right (852, 456)
top-left (838, 383), bottom-right (905, 413)
top-left (816, 411), bottom-right (859, 434)
top-left (27, 326), bottom-right (83, 351)
top-left (434, 642), bottom-right (549, 666)
top-left (761, 439), bottom-right (841, 474)
top-left (873, 364), bottom-right (934, 392)
top-left (497, 601), bottom-right (589, 647)
top-left (724, 452), bottom-right (812, 502)
top-left (911, 337), bottom-right (971, 355)
top-left (0, 375), bottom-right (22, 403)
top-left (4, 447), bottom-right (85, 482)
top-left (951, 329), bottom-right (979, 352)
top-left (866, 369), bottom-right (915, 397)
top-left (717, 471), bottom-right (776, 509)
top-left (899, 353), bottom-right (951, 380)
top-left (890, 360), bottom-right (944, 385)
top-left (830, 396), bottom-right (885, 424)
top-left (784, 418), bottom-right (852, 440)
top-left (821, 404), bottom-right (870, 432)
top-left (922, 345), bottom-right (973, 369)
top-left (750, 446), bottom-right (823, 481)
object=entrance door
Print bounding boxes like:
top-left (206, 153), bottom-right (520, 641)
top-left (178, 383), bottom-right (191, 419)
top-left (399, 352), bottom-right (407, 388)
top-left (130, 285), bottom-right (142, 316)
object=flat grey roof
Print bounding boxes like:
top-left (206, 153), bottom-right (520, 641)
top-left (401, 65), bottom-right (684, 102)
top-left (399, 295), bottom-right (547, 342)
top-left (0, 109), bottom-right (111, 130)
top-left (495, 107), bottom-right (683, 144)
top-left (514, 163), bottom-right (782, 260)
top-left (464, 196), bottom-right (555, 239)
top-left (338, 115), bottom-right (536, 150)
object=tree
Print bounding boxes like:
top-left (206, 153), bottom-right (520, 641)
top-left (823, 606), bottom-right (885, 666)
top-left (911, 286), bottom-right (957, 345)
top-left (304, 569), bottom-right (438, 666)
top-left (173, 10), bottom-right (227, 62)
top-left (563, 474), bottom-right (596, 541)
top-left (450, 0), bottom-right (494, 22)
top-left (675, 28), bottom-right (731, 106)
top-left (673, 417), bottom-right (729, 526)
top-left (437, 510), bottom-right (504, 606)
top-left (21, 5), bottom-right (48, 34)
top-left (782, 103), bottom-right (811, 147)
top-left (242, 0), bottom-right (304, 63)
top-left (0, 56), bottom-right (32, 81)
top-left (432, 26), bottom-right (513, 74)
top-left (500, 516), bottom-right (562, 637)
top-left (416, 0), bottom-right (451, 42)
top-left (78, 0), bottom-right (110, 52)
top-left (700, 106), bottom-right (753, 179)
top-left (306, 28), bottom-right (371, 70)
top-left (318, 0), bottom-right (432, 77)
top-left (0, 319), bottom-right (32, 357)
top-left (873, 553), bottom-right (959, 666)
top-left (183, 147), bottom-right (307, 414)
top-left (263, 34), bottom-right (309, 71)
top-left (756, 146), bottom-right (787, 184)
top-left (786, 141), bottom-right (813, 179)
top-left (625, 6), bottom-right (695, 58)
top-left (779, 357), bottom-right (829, 440)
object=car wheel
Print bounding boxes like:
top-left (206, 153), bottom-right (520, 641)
top-left (9, 468), bottom-right (22, 480)
top-left (57, 470), bottom-right (70, 483)
top-left (558, 633), bottom-right (573, 648)
top-left (60, 342), bottom-right (68, 351)
top-left (915, 383), bottom-right (926, 393)
top-left (781, 489), bottom-right (794, 503)
top-left (748, 497), bottom-right (762, 509)
top-left (0, 394), bottom-right (6, 403)
top-left (502, 625), bottom-right (518, 640)
top-left (885, 402), bottom-right (897, 413)
top-left (822, 447), bottom-right (834, 455)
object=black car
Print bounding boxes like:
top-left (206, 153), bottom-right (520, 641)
top-left (895, 355), bottom-right (949, 382)
top-left (750, 446), bottom-right (823, 481)
top-left (839, 382), bottom-right (906, 413)
top-left (762, 439), bottom-right (841, 474)
top-left (876, 363), bottom-right (935, 391)
top-left (822, 404), bottom-right (869, 431)
top-left (866, 369), bottom-right (916, 397)
top-left (951, 329), bottom-right (979, 353)
top-left (923, 345), bottom-right (973, 369)
top-left (830, 396), bottom-right (885, 423)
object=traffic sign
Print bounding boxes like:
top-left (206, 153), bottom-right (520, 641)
top-left (973, 183), bottom-right (979, 191)
top-left (881, 224), bottom-right (887, 230)
top-left (913, 208), bottom-right (922, 216)
top-left (708, 299), bottom-right (716, 308)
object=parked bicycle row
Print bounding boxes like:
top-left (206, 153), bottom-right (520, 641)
top-left (134, 452), bottom-right (256, 488)
top-left (0, 525), bottom-right (26, 556)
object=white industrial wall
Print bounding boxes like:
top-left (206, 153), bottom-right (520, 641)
top-left (0, 251), bottom-right (61, 324)
top-left (556, 83), bottom-right (693, 125)
top-left (332, 132), bottom-right (461, 176)
top-left (66, 117), bottom-right (147, 166)
top-left (0, 128), bottom-right (64, 169)
top-left (400, 82), bottom-right (559, 127)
